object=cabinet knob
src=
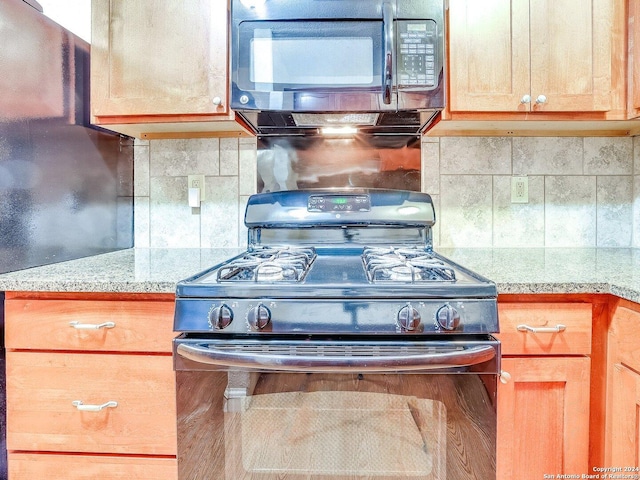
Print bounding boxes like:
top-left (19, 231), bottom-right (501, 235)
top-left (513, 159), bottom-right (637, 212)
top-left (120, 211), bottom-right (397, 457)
top-left (212, 96), bottom-right (223, 106)
top-left (520, 94), bottom-right (531, 104)
top-left (535, 94), bottom-right (547, 104)
top-left (500, 371), bottom-right (511, 384)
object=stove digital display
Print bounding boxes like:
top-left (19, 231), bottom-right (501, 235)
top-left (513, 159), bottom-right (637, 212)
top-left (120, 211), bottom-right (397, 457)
top-left (308, 194), bottom-right (371, 212)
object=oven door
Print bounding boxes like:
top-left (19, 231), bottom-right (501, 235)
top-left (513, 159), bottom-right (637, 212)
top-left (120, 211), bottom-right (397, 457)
top-left (174, 336), bottom-right (499, 480)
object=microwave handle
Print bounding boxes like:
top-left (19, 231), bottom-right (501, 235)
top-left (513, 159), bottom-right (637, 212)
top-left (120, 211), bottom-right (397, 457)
top-left (382, 1), bottom-right (394, 105)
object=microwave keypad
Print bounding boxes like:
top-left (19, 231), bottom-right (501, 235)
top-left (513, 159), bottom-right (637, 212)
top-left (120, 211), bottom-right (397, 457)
top-left (397, 21), bottom-right (438, 88)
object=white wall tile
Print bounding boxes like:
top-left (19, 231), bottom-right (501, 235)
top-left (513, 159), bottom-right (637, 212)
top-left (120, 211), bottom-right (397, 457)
top-left (493, 175), bottom-right (545, 247)
top-left (201, 177), bottom-right (240, 248)
top-left (596, 176), bottom-right (633, 246)
top-left (634, 137), bottom-right (640, 175)
top-left (513, 137), bottom-right (583, 175)
top-left (239, 137), bottom-right (257, 196)
top-left (584, 137), bottom-right (633, 175)
top-left (150, 138), bottom-right (220, 176)
top-left (133, 144), bottom-right (150, 197)
top-left (545, 176), bottom-right (597, 247)
top-left (133, 196), bottom-right (149, 248)
top-left (220, 138), bottom-right (239, 176)
top-left (439, 175), bottom-right (493, 247)
top-left (421, 139), bottom-right (440, 194)
top-left (149, 176), bottom-right (201, 247)
top-left (440, 137), bottom-right (511, 175)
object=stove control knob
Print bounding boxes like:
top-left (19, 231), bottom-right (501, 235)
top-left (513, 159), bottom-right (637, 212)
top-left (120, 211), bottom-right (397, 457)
top-left (397, 304), bottom-right (421, 331)
top-left (209, 304), bottom-right (233, 330)
top-left (436, 304), bottom-right (461, 331)
top-left (248, 304), bottom-right (271, 330)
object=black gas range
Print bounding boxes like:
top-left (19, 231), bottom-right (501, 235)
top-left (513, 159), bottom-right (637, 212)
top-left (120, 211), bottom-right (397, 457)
top-left (174, 188), bottom-right (499, 371)
top-left (173, 189), bottom-right (500, 480)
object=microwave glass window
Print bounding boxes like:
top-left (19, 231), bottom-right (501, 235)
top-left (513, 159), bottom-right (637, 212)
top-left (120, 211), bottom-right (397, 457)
top-left (250, 35), bottom-right (374, 86)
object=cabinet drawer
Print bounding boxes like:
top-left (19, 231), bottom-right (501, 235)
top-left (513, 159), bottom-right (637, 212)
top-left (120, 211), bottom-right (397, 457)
top-left (8, 453), bottom-right (177, 480)
top-left (497, 303), bottom-right (592, 355)
top-left (5, 299), bottom-right (175, 352)
top-left (6, 352), bottom-right (176, 455)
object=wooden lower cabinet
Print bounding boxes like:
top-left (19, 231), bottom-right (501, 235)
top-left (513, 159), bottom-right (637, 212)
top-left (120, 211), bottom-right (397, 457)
top-left (4, 292), bottom-right (177, 480)
top-left (497, 356), bottom-right (591, 479)
top-left (8, 453), bottom-right (177, 480)
top-left (496, 298), bottom-right (595, 479)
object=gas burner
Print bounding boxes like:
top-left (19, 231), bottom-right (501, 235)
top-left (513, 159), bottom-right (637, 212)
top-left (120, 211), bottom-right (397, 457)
top-left (216, 246), bottom-right (316, 283)
top-left (388, 265), bottom-right (423, 282)
top-left (363, 246), bottom-right (456, 283)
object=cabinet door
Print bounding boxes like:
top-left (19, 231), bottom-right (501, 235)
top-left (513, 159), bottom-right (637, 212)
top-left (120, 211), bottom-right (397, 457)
top-left (529, 0), bottom-right (611, 112)
top-left (449, 0), bottom-right (612, 113)
top-left (609, 364), bottom-right (640, 466)
top-left (1, 0), bottom-right (65, 120)
top-left (91, 0), bottom-right (228, 117)
top-left (448, 0), bottom-right (530, 111)
top-left (497, 356), bottom-right (590, 478)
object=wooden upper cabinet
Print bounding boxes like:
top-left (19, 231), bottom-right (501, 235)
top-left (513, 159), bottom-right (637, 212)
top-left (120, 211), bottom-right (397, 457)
top-left (448, 0), bottom-right (612, 113)
top-left (1, 0), bottom-right (66, 120)
top-left (92, 0), bottom-right (227, 117)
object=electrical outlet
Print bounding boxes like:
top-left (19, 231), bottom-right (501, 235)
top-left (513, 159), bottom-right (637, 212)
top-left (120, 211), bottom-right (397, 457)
top-left (511, 176), bottom-right (528, 203)
top-left (187, 175), bottom-right (205, 201)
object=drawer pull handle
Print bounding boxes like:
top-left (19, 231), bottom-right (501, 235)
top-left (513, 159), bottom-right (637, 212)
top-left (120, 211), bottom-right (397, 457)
top-left (69, 321), bottom-right (115, 330)
top-left (517, 324), bottom-right (566, 333)
top-left (72, 400), bottom-right (118, 412)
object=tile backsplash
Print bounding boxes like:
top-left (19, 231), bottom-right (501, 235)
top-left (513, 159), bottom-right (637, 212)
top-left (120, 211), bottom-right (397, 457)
top-left (134, 137), bottom-right (257, 248)
top-left (134, 135), bottom-right (639, 249)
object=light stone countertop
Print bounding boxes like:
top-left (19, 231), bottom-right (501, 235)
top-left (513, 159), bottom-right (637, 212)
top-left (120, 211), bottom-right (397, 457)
top-left (0, 248), bottom-right (639, 303)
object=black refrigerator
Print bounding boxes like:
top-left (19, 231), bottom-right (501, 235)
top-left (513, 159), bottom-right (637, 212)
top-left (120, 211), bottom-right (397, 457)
top-left (0, 1), bottom-right (135, 476)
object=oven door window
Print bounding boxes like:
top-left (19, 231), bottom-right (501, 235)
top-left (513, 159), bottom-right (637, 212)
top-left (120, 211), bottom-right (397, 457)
top-left (177, 371), bottom-right (496, 479)
top-left (236, 21), bottom-right (383, 91)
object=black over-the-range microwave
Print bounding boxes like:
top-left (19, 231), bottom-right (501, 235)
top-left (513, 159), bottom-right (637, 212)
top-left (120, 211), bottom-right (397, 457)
top-left (230, 0), bottom-right (445, 136)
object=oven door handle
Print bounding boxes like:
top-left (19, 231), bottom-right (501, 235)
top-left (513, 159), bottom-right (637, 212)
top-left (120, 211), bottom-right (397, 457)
top-left (176, 342), bottom-right (496, 373)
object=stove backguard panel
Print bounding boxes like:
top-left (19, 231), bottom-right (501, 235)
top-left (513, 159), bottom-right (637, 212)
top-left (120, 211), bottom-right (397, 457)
top-left (257, 136), bottom-right (421, 193)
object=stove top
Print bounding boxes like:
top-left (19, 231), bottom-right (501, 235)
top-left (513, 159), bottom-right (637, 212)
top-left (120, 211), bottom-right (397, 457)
top-left (177, 245), bottom-right (495, 299)
top-left (174, 189), bottom-right (498, 336)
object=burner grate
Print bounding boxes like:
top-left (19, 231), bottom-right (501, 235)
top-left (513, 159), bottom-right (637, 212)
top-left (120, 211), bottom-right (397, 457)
top-left (362, 246), bottom-right (456, 283)
top-left (217, 246), bottom-right (316, 283)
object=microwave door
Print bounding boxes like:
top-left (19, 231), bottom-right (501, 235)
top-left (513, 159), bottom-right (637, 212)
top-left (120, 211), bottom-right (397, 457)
top-left (232, 20), bottom-right (389, 111)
